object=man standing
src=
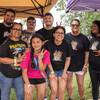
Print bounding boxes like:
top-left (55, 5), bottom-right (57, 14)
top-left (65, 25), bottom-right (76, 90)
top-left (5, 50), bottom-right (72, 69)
top-left (0, 9), bottom-right (15, 45)
top-left (0, 9), bottom-right (15, 100)
top-left (36, 12), bottom-right (54, 42)
top-left (21, 16), bottom-right (36, 47)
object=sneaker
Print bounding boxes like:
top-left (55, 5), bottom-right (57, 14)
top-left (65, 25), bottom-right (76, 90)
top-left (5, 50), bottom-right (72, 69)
top-left (80, 98), bottom-right (85, 100)
top-left (68, 98), bottom-right (73, 100)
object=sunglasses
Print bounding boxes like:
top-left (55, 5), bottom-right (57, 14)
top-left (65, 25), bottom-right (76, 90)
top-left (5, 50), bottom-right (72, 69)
top-left (71, 24), bottom-right (80, 27)
top-left (27, 21), bottom-right (36, 24)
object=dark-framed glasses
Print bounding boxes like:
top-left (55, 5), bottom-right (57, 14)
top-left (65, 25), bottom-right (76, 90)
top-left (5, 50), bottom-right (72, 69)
top-left (55, 32), bottom-right (64, 35)
top-left (27, 21), bottom-right (36, 24)
top-left (12, 28), bottom-right (22, 32)
top-left (71, 24), bottom-right (80, 27)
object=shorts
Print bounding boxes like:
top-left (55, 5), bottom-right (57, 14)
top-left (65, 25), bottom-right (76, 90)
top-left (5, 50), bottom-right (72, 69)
top-left (46, 67), bottom-right (67, 77)
top-left (67, 71), bottom-right (84, 75)
top-left (29, 78), bottom-right (45, 85)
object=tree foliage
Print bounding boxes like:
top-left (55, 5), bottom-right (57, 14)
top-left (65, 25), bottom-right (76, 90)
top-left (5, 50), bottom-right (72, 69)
top-left (55, 0), bottom-right (100, 35)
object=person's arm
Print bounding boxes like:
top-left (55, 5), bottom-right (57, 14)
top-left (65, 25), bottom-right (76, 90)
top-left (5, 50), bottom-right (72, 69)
top-left (93, 50), bottom-right (100, 56)
top-left (0, 54), bottom-right (25, 64)
top-left (62, 57), bottom-right (71, 82)
top-left (22, 69), bottom-right (30, 85)
top-left (38, 49), bottom-right (47, 72)
top-left (22, 69), bottom-right (33, 94)
top-left (48, 63), bottom-right (55, 79)
top-left (63, 57), bottom-right (71, 74)
top-left (82, 51), bottom-right (89, 75)
top-left (38, 59), bottom-right (47, 72)
top-left (48, 63), bottom-right (54, 72)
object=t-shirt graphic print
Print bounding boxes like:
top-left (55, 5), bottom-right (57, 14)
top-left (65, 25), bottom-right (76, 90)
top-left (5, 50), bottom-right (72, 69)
top-left (9, 44), bottom-right (26, 71)
top-left (53, 50), bottom-right (63, 61)
top-left (71, 41), bottom-right (78, 50)
top-left (33, 58), bottom-right (39, 70)
top-left (90, 41), bottom-right (99, 50)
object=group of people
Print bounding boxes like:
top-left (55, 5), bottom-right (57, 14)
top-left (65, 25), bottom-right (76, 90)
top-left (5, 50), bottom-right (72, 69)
top-left (0, 8), bottom-right (100, 100)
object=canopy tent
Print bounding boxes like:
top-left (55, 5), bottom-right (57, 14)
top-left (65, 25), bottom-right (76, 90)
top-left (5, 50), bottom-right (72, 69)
top-left (66, 0), bottom-right (100, 13)
top-left (0, 0), bottom-right (57, 19)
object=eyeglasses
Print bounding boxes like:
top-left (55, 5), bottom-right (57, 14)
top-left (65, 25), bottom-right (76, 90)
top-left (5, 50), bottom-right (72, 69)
top-left (71, 24), bottom-right (80, 27)
top-left (27, 21), bottom-right (36, 24)
top-left (12, 28), bottom-right (22, 32)
top-left (55, 32), bottom-right (64, 35)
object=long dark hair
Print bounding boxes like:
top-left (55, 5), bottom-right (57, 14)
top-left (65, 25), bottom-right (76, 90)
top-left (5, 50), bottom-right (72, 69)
top-left (91, 20), bottom-right (100, 37)
top-left (30, 33), bottom-right (44, 69)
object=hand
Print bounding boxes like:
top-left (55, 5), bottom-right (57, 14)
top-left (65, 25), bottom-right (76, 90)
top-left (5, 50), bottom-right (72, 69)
top-left (62, 73), bottom-right (67, 82)
top-left (25, 85), bottom-right (33, 96)
top-left (49, 73), bottom-right (56, 81)
top-left (25, 47), bottom-right (31, 53)
top-left (82, 67), bottom-right (87, 75)
top-left (93, 50), bottom-right (100, 56)
top-left (17, 54), bottom-right (25, 63)
top-left (38, 49), bottom-right (46, 60)
top-left (56, 21), bottom-right (65, 28)
top-left (43, 40), bottom-right (48, 44)
top-left (56, 21), bottom-right (62, 26)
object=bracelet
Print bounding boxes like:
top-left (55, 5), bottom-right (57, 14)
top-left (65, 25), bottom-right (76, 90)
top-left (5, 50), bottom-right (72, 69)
top-left (14, 57), bottom-right (17, 66)
top-left (84, 66), bottom-right (87, 68)
top-left (50, 71), bottom-right (54, 74)
top-left (27, 84), bottom-right (31, 87)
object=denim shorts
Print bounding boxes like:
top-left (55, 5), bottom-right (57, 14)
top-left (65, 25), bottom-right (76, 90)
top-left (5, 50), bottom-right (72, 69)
top-left (46, 67), bottom-right (67, 77)
top-left (67, 71), bottom-right (84, 75)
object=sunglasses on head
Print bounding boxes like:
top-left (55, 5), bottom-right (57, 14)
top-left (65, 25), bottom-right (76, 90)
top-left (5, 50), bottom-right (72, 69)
top-left (71, 24), bottom-right (80, 27)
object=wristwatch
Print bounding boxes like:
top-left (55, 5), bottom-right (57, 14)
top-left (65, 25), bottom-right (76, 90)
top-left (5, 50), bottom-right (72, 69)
top-left (84, 66), bottom-right (87, 68)
top-left (27, 84), bottom-right (31, 87)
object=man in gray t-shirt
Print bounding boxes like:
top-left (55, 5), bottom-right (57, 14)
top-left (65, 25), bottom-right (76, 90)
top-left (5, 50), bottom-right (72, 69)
top-left (21, 17), bottom-right (36, 47)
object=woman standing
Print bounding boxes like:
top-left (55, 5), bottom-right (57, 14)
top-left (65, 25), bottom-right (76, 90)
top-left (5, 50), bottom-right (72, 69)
top-left (0, 23), bottom-right (27, 100)
top-left (65, 19), bottom-right (89, 100)
top-left (89, 20), bottom-right (100, 100)
top-left (45, 26), bottom-right (73, 100)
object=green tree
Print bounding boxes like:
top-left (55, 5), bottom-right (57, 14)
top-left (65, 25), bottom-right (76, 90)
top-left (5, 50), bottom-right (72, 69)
top-left (55, 0), bottom-right (100, 35)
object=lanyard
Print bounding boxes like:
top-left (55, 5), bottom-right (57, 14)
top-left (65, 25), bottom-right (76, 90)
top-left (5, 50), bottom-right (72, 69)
top-left (34, 56), bottom-right (47, 80)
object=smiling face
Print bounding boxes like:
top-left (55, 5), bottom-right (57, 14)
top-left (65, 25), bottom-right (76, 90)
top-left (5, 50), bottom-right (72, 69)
top-left (4, 11), bottom-right (15, 25)
top-left (32, 37), bottom-right (43, 52)
top-left (91, 23), bottom-right (99, 34)
top-left (53, 28), bottom-right (64, 42)
top-left (70, 20), bottom-right (80, 33)
top-left (26, 19), bottom-right (36, 30)
top-left (11, 24), bottom-right (22, 39)
top-left (43, 15), bottom-right (54, 26)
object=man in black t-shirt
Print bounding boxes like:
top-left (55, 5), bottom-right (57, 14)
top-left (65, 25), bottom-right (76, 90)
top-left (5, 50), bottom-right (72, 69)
top-left (0, 9), bottom-right (15, 100)
top-left (0, 23), bottom-right (27, 100)
top-left (21, 17), bottom-right (36, 47)
top-left (36, 12), bottom-right (54, 42)
top-left (0, 9), bottom-right (15, 45)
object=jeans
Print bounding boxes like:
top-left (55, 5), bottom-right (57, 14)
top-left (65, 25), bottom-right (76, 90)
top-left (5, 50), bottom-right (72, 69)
top-left (89, 67), bottom-right (100, 100)
top-left (46, 67), bottom-right (67, 77)
top-left (0, 72), bottom-right (24, 100)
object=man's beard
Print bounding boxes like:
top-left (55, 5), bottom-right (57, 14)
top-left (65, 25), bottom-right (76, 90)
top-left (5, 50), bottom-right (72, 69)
top-left (4, 20), bottom-right (13, 25)
top-left (28, 25), bottom-right (35, 30)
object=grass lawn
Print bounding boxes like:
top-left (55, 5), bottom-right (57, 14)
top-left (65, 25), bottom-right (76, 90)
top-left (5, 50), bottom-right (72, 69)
top-left (10, 69), bottom-right (99, 100)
